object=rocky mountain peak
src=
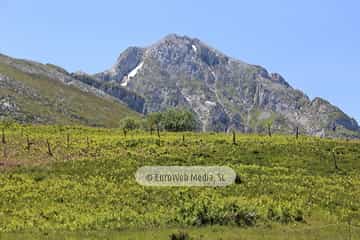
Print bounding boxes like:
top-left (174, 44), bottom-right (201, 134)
top-left (270, 73), bottom-right (290, 87)
top-left (159, 33), bottom-right (198, 43)
top-left (95, 47), bottom-right (145, 82)
top-left (90, 34), bottom-right (360, 138)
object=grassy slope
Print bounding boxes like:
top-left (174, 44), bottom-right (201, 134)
top-left (0, 62), bottom-right (139, 127)
top-left (0, 126), bottom-right (360, 239)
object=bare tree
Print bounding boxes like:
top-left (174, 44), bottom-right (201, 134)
top-left (1, 117), bottom-right (14, 144)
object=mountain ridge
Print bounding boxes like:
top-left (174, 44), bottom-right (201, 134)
top-left (0, 34), bottom-right (358, 138)
top-left (90, 33), bottom-right (359, 138)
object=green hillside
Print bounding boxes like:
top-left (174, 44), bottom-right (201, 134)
top-left (0, 125), bottom-right (360, 239)
top-left (0, 55), bottom-right (139, 127)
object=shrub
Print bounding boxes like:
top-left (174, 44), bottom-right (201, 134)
top-left (169, 231), bottom-right (191, 240)
top-left (160, 108), bottom-right (198, 132)
top-left (146, 112), bottom-right (162, 133)
top-left (120, 117), bottom-right (141, 131)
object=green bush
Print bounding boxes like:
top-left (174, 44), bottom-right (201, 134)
top-left (146, 112), bottom-right (162, 132)
top-left (159, 108), bottom-right (198, 132)
top-left (120, 117), bottom-right (141, 131)
top-left (144, 108), bottom-right (198, 132)
top-left (169, 231), bottom-right (191, 240)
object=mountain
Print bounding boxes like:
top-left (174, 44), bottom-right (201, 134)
top-left (89, 34), bottom-right (359, 138)
top-left (0, 54), bottom-right (139, 127)
top-left (1, 34), bottom-right (358, 138)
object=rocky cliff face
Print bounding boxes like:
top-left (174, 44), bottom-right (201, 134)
top-left (93, 34), bottom-right (359, 137)
top-left (71, 71), bottom-right (145, 113)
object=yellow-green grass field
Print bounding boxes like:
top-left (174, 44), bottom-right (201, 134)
top-left (0, 125), bottom-right (360, 239)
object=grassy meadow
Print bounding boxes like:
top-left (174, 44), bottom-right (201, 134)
top-left (0, 59), bottom-right (140, 126)
top-left (0, 124), bottom-right (360, 239)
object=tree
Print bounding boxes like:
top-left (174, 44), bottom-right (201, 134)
top-left (160, 108), bottom-right (197, 132)
top-left (0, 117), bottom-right (14, 144)
top-left (146, 112), bottom-right (162, 135)
top-left (264, 119), bottom-right (273, 137)
top-left (332, 146), bottom-right (345, 170)
top-left (120, 117), bottom-right (141, 136)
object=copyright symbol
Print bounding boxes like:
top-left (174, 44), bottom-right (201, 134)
top-left (146, 174), bottom-right (153, 182)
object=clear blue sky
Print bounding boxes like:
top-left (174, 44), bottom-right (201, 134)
top-left (1, 0), bottom-right (359, 123)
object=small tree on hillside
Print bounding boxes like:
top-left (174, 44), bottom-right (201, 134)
top-left (1, 117), bottom-right (14, 144)
top-left (120, 117), bottom-right (141, 137)
top-left (146, 112), bottom-right (163, 135)
top-left (264, 119), bottom-right (273, 137)
top-left (160, 108), bottom-right (197, 132)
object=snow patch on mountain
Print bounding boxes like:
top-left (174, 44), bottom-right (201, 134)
top-left (205, 100), bottom-right (216, 106)
top-left (128, 62), bottom-right (144, 78)
top-left (192, 45), bottom-right (197, 52)
top-left (208, 67), bottom-right (216, 79)
top-left (121, 62), bottom-right (144, 86)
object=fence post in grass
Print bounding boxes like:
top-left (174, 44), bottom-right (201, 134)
top-left (86, 136), bottom-right (90, 151)
top-left (157, 124), bottom-right (160, 139)
top-left (296, 127), bottom-right (299, 139)
top-left (123, 128), bottom-right (127, 138)
top-left (1, 128), bottom-right (5, 144)
top-left (26, 135), bottom-right (33, 152)
top-left (332, 148), bottom-right (339, 170)
top-left (182, 134), bottom-right (185, 144)
top-left (66, 133), bottom-right (70, 149)
top-left (267, 123), bottom-right (272, 137)
top-left (232, 130), bottom-right (236, 145)
top-left (1, 118), bottom-right (14, 145)
top-left (46, 139), bottom-right (53, 156)
top-left (348, 219), bottom-right (352, 240)
top-left (155, 124), bottom-right (161, 146)
top-left (2, 144), bottom-right (7, 159)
